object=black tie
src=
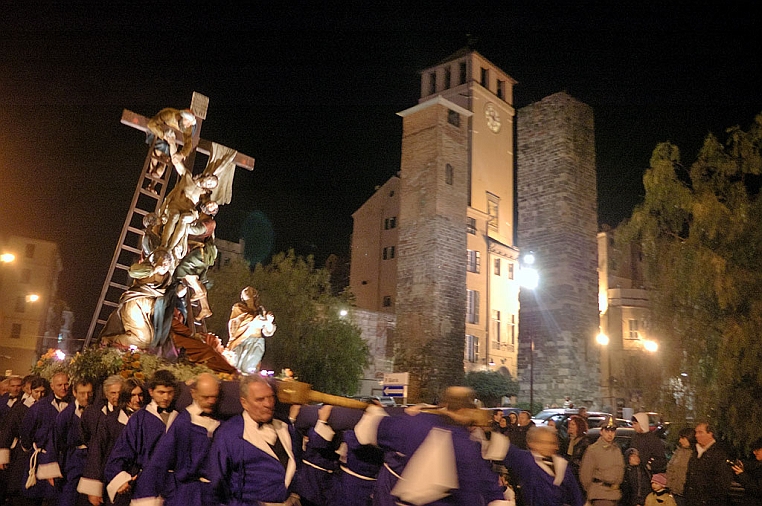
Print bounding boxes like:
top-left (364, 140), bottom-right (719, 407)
top-left (199, 411), bottom-right (214, 418)
top-left (542, 457), bottom-right (555, 476)
top-left (157, 406), bottom-right (168, 413)
top-left (269, 434), bottom-right (290, 470)
top-left (54, 397), bottom-right (65, 405)
top-left (78, 405), bottom-right (85, 412)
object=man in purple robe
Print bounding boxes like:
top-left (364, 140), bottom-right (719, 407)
top-left (137, 373), bottom-right (222, 506)
top-left (209, 375), bottom-right (301, 505)
top-left (103, 370), bottom-right (177, 504)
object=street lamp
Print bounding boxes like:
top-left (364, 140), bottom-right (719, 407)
top-left (1, 253), bottom-right (15, 263)
top-left (520, 252), bottom-right (539, 411)
top-left (596, 331), bottom-right (613, 411)
top-left (643, 339), bottom-right (658, 353)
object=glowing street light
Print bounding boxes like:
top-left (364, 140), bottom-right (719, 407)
top-left (1, 253), bottom-right (15, 263)
top-left (520, 251), bottom-right (540, 410)
top-left (643, 339), bottom-right (658, 353)
top-left (54, 350), bottom-right (66, 361)
top-left (596, 332), bottom-right (609, 346)
top-left (339, 309), bottom-right (348, 317)
top-left (26, 294), bottom-right (40, 303)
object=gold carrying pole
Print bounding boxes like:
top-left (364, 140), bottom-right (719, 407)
top-left (275, 381), bottom-right (491, 426)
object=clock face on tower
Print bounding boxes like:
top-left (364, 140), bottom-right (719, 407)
top-left (484, 102), bottom-right (501, 133)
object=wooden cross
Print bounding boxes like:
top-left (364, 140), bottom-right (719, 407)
top-left (120, 92), bottom-right (255, 172)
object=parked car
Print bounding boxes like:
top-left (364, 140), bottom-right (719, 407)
top-left (586, 426), bottom-right (635, 451)
top-left (643, 411), bottom-right (671, 437)
top-left (350, 395), bottom-right (397, 407)
top-left (531, 409), bottom-right (616, 440)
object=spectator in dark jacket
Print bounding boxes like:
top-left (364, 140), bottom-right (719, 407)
top-left (622, 447), bottom-right (652, 506)
top-left (684, 422), bottom-right (733, 506)
top-left (630, 412), bottom-right (668, 474)
top-left (731, 437), bottom-right (762, 506)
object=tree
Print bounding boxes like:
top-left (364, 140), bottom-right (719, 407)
top-left (464, 370), bottom-right (518, 407)
top-left (206, 250), bottom-right (369, 395)
top-left (619, 113), bottom-right (762, 448)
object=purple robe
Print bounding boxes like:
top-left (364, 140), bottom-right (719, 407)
top-left (55, 401), bottom-right (89, 506)
top-left (502, 443), bottom-right (585, 506)
top-left (209, 413), bottom-right (301, 505)
top-left (78, 407), bottom-right (132, 506)
top-left (330, 429), bottom-right (383, 506)
top-left (19, 394), bottom-right (68, 500)
top-left (293, 422), bottom-right (339, 505)
top-left (103, 402), bottom-right (177, 503)
top-left (138, 403), bottom-right (220, 506)
top-left (357, 410), bottom-right (506, 506)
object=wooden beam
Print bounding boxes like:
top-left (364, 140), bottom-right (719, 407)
top-left (121, 109), bottom-right (255, 170)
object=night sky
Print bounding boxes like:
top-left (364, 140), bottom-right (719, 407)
top-left (1, 3), bottom-right (759, 337)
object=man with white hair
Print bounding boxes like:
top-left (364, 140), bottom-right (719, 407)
top-left (209, 375), bottom-right (301, 505)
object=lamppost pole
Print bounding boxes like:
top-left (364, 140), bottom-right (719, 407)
top-left (520, 252), bottom-right (539, 413)
top-left (529, 333), bottom-right (534, 411)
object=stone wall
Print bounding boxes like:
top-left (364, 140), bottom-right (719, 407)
top-left (516, 92), bottom-right (601, 408)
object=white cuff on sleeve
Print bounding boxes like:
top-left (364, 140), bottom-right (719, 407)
top-left (0, 448), bottom-right (10, 465)
top-left (36, 461), bottom-right (63, 480)
top-left (314, 420), bottom-right (336, 441)
top-left (77, 477), bottom-right (104, 497)
top-left (354, 405), bottom-right (388, 446)
top-left (130, 497), bottom-right (163, 506)
top-left (107, 471), bottom-right (133, 503)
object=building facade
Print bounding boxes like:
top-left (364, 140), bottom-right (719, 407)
top-left (349, 49), bottom-right (522, 401)
top-left (0, 236), bottom-right (63, 375)
top-left (597, 228), bottom-right (653, 414)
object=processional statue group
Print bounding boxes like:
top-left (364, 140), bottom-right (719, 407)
top-left (98, 105), bottom-right (275, 375)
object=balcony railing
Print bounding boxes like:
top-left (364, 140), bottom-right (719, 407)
top-left (491, 341), bottom-right (515, 353)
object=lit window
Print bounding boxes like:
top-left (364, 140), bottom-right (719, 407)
top-left (466, 217), bottom-right (476, 235)
top-left (493, 310), bottom-right (502, 343)
top-left (466, 250), bottom-right (480, 273)
top-left (465, 334), bottom-right (479, 362)
top-left (510, 315), bottom-right (516, 345)
top-left (626, 319), bottom-right (640, 340)
top-left (466, 290), bottom-right (480, 324)
top-left (487, 193), bottom-right (499, 231)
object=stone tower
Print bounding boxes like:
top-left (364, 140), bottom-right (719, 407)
top-left (394, 96), bottom-right (471, 402)
top-left (516, 92), bottom-right (601, 408)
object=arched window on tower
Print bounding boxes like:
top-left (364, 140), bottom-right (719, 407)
top-left (445, 163), bottom-right (454, 185)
